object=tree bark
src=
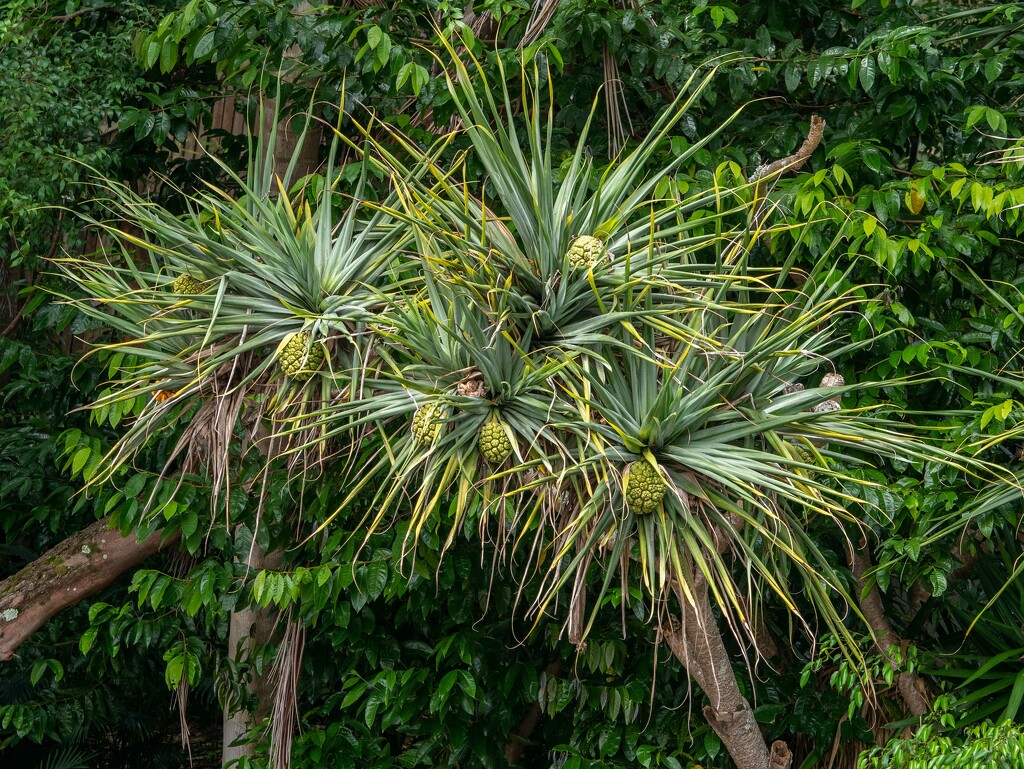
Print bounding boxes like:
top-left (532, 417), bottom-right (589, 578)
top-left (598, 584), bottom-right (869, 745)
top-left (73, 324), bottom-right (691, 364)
top-left (222, 543), bottom-right (285, 766)
top-left (749, 115), bottom-right (825, 233)
top-left (850, 542), bottom-right (931, 718)
top-left (0, 517), bottom-right (175, 661)
top-left (663, 579), bottom-right (793, 769)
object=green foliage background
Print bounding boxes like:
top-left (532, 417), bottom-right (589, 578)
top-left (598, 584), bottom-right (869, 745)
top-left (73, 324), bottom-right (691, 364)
top-left (2, 1), bottom-right (1024, 768)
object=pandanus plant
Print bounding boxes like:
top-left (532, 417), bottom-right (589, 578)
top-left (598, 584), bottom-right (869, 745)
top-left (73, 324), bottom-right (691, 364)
top-left (330, 44), bottom-right (1008, 769)
top-left (57, 106), bottom-right (422, 501)
top-left (59, 42), bottom-right (1011, 769)
top-left (56, 106), bottom-right (434, 769)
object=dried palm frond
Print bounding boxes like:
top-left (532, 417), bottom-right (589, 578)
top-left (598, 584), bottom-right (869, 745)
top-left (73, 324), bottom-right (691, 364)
top-left (518, 0), bottom-right (560, 49)
top-left (175, 666), bottom-right (192, 766)
top-left (602, 44), bottom-right (633, 157)
top-left (268, 613), bottom-right (305, 769)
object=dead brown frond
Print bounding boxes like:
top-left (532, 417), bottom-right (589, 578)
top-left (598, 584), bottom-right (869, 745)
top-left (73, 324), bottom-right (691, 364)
top-left (269, 612), bottom-right (306, 769)
top-left (175, 669), bottom-right (193, 767)
top-left (518, 0), bottom-right (560, 50)
top-left (602, 45), bottom-right (634, 157)
top-left (334, 0), bottom-right (387, 8)
top-left (566, 549), bottom-right (590, 651)
top-left (464, 6), bottom-right (499, 44)
top-left (457, 369), bottom-right (488, 398)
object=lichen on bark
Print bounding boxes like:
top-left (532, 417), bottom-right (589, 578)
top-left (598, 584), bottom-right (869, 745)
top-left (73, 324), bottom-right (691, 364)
top-left (0, 516), bottom-right (174, 661)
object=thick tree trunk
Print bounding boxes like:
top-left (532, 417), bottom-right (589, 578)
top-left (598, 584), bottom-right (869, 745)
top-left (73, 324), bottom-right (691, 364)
top-left (663, 579), bottom-right (793, 769)
top-left (222, 544), bottom-right (284, 766)
top-left (0, 517), bottom-right (174, 661)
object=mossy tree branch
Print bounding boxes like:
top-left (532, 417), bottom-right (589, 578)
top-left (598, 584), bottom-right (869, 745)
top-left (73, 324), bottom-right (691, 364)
top-left (0, 516), bottom-right (175, 661)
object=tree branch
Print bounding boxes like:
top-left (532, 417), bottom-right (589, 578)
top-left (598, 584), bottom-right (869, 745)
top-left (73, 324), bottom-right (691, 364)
top-left (0, 517), bottom-right (176, 661)
top-left (663, 576), bottom-right (792, 769)
top-left (222, 543), bottom-right (286, 767)
top-left (850, 540), bottom-right (931, 718)
top-left (749, 115), bottom-right (826, 185)
top-left (749, 115), bottom-right (826, 232)
top-left (48, 7), bottom-right (123, 24)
